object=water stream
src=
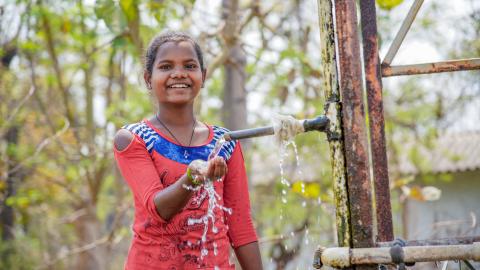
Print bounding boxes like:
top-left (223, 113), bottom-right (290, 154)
top-left (273, 114), bottom-right (315, 268)
top-left (183, 137), bottom-right (232, 260)
top-left (182, 115), bottom-right (311, 265)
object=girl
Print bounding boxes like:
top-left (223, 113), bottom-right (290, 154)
top-left (114, 31), bottom-right (263, 269)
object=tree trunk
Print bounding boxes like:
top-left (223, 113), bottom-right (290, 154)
top-left (1, 126), bottom-right (19, 241)
top-left (73, 203), bottom-right (106, 270)
top-left (221, 0), bottom-right (247, 133)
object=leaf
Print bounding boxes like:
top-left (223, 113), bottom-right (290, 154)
top-left (292, 181), bottom-right (321, 199)
top-left (391, 175), bottom-right (414, 189)
top-left (407, 185), bottom-right (424, 201)
top-left (376, 0), bottom-right (404, 10)
top-left (94, 0), bottom-right (127, 34)
top-left (304, 183), bottom-right (321, 199)
top-left (120, 0), bottom-right (138, 22)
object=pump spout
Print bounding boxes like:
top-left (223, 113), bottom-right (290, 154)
top-left (223, 115), bottom-right (329, 141)
top-left (303, 115), bottom-right (329, 132)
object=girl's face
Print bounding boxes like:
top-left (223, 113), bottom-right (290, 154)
top-left (147, 41), bottom-right (206, 106)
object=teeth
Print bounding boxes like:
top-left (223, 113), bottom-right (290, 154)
top-left (169, 84), bottom-right (189, 88)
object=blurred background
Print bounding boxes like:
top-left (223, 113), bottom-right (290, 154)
top-left (0, 0), bottom-right (479, 269)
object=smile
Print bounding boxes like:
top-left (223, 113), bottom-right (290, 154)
top-left (168, 83), bottom-right (191, 88)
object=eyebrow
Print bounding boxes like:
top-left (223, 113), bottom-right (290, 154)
top-left (157, 58), bottom-right (198, 64)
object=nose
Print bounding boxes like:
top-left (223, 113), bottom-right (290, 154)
top-left (170, 67), bottom-right (187, 78)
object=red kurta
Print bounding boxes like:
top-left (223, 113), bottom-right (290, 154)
top-left (114, 120), bottom-right (257, 270)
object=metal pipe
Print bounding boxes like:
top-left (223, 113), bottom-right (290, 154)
top-left (317, 0), bottom-right (352, 249)
top-left (223, 115), bottom-right (329, 141)
top-left (335, 0), bottom-right (375, 250)
top-left (359, 0), bottom-right (394, 243)
top-left (382, 0), bottom-right (424, 66)
top-left (377, 236), bottom-right (480, 247)
top-left (315, 242), bottom-right (480, 268)
top-left (382, 58), bottom-right (480, 77)
top-left (223, 126), bottom-right (273, 141)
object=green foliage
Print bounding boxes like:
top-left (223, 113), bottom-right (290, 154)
top-left (376, 0), bottom-right (404, 10)
top-left (0, 0), bottom-right (478, 269)
top-left (95, 0), bottom-right (128, 34)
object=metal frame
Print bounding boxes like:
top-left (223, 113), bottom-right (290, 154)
top-left (317, 242), bottom-right (480, 268)
top-left (380, 0), bottom-right (480, 76)
top-left (315, 0), bottom-right (480, 268)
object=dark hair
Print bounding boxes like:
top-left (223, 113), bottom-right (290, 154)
top-left (144, 31), bottom-right (205, 76)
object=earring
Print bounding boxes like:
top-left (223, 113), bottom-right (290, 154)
top-left (147, 83), bottom-right (152, 89)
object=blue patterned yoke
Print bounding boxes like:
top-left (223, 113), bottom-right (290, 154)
top-left (123, 122), bottom-right (236, 165)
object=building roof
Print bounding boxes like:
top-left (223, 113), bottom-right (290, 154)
top-left (397, 131), bottom-right (480, 175)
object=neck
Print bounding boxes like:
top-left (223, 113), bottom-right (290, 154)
top-left (156, 103), bottom-right (196, 127)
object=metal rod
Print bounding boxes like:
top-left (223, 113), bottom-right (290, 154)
top-left (223, 116), bottom-right (329, 141)
top-left (223, 126), bottom-right (274, 141)
top-left (315, 242), bottom-right (480, 268)
top-left (463, 260), bottom-right (476, 270)
top-left (382, 58), bottom-right (480, 77)
top-left (382, 0), bottom-right (424, 66)
top-left (335, 0), bottom-right (375, 250)
top-left (359, 0), bottom-right (394, 243)
top-left (377, 236), bottom-right (480, 247)
top-left (317, 0), bottom-right (352, 251)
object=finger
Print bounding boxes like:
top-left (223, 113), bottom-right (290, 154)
top-left (206, 160), bottom-right (216, 179)
top-left (214, 160), bottom-right (223, 179)
top-left (216, 158), bottom-right (227, 179)
top-left (220, 158), bottom-right (228, 176)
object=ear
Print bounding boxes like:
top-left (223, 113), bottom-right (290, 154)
top-left (144, 71), bottom-right (152, 89)
top-left (201, 68), bottom-right (207, 88)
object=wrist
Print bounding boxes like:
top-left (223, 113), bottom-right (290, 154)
top-left (186, 167), bottom-right (201, 187)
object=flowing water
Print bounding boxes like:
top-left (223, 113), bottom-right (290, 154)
top-left (272, 114), bottom-right (315, 268)
top-left (183, 137), bottom-right (232, 260)
top-left (183, 115), bottom-right (313, 266)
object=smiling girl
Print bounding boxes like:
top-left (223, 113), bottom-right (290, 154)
top-left (113, 32), bottom-right (262, 269)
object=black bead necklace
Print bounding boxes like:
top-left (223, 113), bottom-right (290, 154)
top-left (155, 113), bottom-right (197, 159)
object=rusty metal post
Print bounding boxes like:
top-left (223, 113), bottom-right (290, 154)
top-left (359, 0), bottom-right (394, 243)
top-left (334, 0), bottom-right (375, 249)
top-left (317, 0), bottom-right (352, 249)
top-left (382, 58), bottom-right (480, 77)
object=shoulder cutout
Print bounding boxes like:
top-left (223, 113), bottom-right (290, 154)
top-left (114, 129), bottom-right (135, 151)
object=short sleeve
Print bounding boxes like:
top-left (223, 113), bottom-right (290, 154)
top-left (113, 131), bottom-right (167, 223)
top-left (223, 142), bottom-right (258, 248)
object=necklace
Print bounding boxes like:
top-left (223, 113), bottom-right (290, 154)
top-left (155, 113), bottom-right (197, 159)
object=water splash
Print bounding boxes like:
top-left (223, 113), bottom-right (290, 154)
top-left (183, 137), bottom-right (232, 260)
top-left (208, 137), bottom-right (225, 160)
top-left (272, 114), bottom-right (312, 263)
top-left (273, 114), bottom-right (304, 209)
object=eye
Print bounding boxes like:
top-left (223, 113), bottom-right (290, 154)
top-left (185, 63), bottom-right (197, 70)
top-left (158, 64), bottom-right (171, 70)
